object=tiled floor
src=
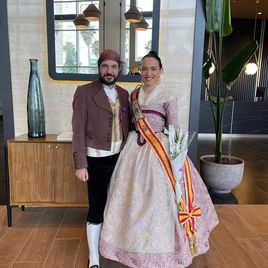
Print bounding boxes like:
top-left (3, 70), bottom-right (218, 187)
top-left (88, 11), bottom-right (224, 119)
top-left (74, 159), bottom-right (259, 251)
top-left (0, 205), bottom-right (267, 268)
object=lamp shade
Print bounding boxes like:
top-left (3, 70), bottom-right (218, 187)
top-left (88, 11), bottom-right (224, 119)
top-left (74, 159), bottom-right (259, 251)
top-left (83, 4), bottom-right (101, 21)
top-left (245, 62), bottom-right (258, 75)
top-left (209, 63), bottom-right (215, 74)
top-left (124, 6), bottom-right (142, 23)
top-left (134, 17), bottom-right (149, 31)
top-left (73, 14), bottom-right (89, 29)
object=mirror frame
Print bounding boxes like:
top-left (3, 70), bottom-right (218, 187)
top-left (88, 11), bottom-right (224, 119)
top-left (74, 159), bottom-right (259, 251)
top-left (46, 0), bottom-right (161, 82)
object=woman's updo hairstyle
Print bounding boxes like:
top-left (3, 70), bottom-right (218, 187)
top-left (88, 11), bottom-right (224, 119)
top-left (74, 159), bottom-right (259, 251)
top-left (141, 50), bottom-right (163, 69)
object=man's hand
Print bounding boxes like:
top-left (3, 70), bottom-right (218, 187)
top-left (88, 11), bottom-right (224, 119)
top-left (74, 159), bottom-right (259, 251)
top-left (75, 168), bottom-right (89, 182)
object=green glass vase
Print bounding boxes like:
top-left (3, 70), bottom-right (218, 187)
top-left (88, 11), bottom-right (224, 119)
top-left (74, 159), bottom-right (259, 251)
top-left (27, 59), bottom-right (46, 137)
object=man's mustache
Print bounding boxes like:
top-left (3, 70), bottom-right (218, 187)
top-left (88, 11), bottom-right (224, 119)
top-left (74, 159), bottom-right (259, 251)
top-left (104, 73), bottom-right (115, 77)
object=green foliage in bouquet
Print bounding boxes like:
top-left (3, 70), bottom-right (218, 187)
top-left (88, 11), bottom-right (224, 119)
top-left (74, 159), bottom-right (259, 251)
top-left (169, 127), bottom-right (188, 160)
top-left (202, 0), bottom-right (258, 163)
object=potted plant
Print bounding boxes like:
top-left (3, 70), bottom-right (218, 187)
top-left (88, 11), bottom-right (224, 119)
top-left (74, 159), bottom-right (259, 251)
top-left (200, 0), bottom-right (258, 193)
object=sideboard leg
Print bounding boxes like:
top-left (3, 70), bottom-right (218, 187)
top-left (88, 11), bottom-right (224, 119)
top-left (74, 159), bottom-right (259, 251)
top-left (5, 145), bottom-right (12, 226)
top-left (7, 205), bottom-right (12, 227)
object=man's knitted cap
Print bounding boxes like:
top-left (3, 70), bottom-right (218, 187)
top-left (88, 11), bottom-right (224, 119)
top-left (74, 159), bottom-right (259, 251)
top-left (98, 49), bottom-right (121, 66)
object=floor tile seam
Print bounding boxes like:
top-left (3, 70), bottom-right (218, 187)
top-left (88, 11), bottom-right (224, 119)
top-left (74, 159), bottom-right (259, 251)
top-left (235, 237), bottom-right (268, 267)
top-left (215, 206), bottom-right (259, 239)
top-left (209, 238), bottom-right (229, 268)
top-left (40, 207), bottom-right (67, 267)
top-left (73, 229), bottom-right (85, 268)
top-left (11, 208), bottom-right (46, 266)
top-left (231, 206), bottom-right (263, 237)
top-left (0, 208), bottom-right (25, 242)
top-left (212, 221), bottom-right (255, 267)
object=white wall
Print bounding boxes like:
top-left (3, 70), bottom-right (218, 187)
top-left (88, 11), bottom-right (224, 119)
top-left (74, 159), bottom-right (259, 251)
top-left (7, 0), bottom-right (196, 136)
top-left (159, 0), bottom-right (196, 129)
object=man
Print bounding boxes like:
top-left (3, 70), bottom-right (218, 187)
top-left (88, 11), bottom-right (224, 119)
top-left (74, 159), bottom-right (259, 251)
top-left (72, 49), bottom-right (130, 268)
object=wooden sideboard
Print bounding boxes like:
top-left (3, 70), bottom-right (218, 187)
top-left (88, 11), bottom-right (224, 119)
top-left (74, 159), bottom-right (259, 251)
top-left (7, 134), bottom-right (88, 226)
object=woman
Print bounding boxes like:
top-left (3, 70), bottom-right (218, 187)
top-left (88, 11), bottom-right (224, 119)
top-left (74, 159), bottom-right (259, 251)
top-left (100, 51), bottom-right (219, 267)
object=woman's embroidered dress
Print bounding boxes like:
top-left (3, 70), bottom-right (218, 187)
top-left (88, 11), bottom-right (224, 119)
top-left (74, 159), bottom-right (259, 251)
top-left (100, 85), bottom-right (219, 268)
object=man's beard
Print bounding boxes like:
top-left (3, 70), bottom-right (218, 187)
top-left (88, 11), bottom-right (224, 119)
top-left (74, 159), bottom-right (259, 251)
top-left (99, 73), bottom-right (120, 86)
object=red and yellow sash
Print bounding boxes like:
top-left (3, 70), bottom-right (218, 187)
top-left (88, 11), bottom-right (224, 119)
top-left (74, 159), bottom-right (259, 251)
top-left (131, 89), bottom-right (201, 256)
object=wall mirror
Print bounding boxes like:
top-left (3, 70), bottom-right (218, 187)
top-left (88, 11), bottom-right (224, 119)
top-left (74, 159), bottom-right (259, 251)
top-left (46, 0), bottom-right (160, 82)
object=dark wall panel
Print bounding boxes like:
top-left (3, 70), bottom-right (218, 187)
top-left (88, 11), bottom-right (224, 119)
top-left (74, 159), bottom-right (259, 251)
top-left (200, 19), bottom-right (268, 134)
top-left (259, 20), bottom-right (268, 100)
top-left (199, 101), bottom-right (233, 134)
top-left (199, 101), bottom-right (268, 134)
top-left (233, 102), bottom-right (268, 134)
top-left (0, 0), bottom-right (14, 142)
top-left (223, 19), bottom-right (258, 101)
top-left (202, 19), bottom-right (265, 101)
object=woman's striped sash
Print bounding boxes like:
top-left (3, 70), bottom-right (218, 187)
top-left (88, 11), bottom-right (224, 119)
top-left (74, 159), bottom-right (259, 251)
top-left (131, 88), bottom-right (201, 256)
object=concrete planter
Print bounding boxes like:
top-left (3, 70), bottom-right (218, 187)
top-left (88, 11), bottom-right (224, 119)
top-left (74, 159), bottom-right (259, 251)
top-left (200, 155), bottom-right (245, 194)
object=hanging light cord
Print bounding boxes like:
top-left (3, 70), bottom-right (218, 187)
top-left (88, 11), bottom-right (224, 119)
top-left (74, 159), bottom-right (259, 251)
top-left (253, 0), bottom-right (266, 100)
top-left (254, 20), bottom-right (265, 100)
top-left (253, 1), bottom-right (258, 62)
top-left (103, 1), bottom-right (106, 50)
top-left (119, 0), bottom-right (122, 58)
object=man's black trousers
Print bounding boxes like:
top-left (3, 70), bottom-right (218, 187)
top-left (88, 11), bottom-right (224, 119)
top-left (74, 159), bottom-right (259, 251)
top-left (86, 153), bottom-right (119, 223)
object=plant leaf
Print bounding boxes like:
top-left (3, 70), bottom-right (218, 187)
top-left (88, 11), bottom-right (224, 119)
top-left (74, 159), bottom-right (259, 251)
top-left (210, 96), bottom-right (226, 105)
top-left (205, 0), bottom-right (215, 33)
top-left (222, 40), bottom-right (258, 84)
top-left (205, 0), bottom-right (232, 36)
top-left (222, 0), bottom-right (233, 36)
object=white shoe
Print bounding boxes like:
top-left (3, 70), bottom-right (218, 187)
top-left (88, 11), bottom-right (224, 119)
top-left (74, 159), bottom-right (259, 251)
top-left (87, 223), bottom-right (102, 268)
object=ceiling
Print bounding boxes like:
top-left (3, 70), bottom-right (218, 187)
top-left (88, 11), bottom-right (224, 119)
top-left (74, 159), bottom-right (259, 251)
top-left (231, 0), bottom-right (268, 19)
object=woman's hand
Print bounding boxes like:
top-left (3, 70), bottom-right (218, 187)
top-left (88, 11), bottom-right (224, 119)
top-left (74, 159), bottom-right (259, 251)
top-left (75, 168), bottom-right (89, 182)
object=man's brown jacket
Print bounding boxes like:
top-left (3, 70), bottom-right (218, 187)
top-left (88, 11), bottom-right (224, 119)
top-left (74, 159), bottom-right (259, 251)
top-left (72, 79), bottom-right (130, 169)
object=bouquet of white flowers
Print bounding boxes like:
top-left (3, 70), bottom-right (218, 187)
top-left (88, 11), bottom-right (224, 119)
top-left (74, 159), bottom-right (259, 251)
top-left (169, 125), bottom-right (195, 204)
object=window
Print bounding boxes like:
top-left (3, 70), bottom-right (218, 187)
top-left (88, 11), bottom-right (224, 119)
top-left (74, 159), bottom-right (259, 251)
top-left (46, 0), bottom-right (160, 82)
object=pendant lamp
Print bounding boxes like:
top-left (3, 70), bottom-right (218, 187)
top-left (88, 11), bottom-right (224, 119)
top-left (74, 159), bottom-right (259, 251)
top-left (83, 4), bottom-right (101, 21)
top-left (124, 6), bottom-right (142, 23)
top-left (209, 62), bottom-right (215, 74)
top-left (134, 17), bottom-right (149, 31)
top-left (245, 62), bottom-right (258, 75)
top-left (73, 14), bottom-right (89, 29)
